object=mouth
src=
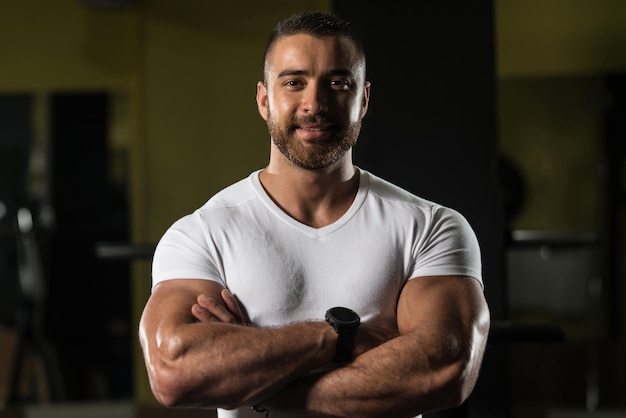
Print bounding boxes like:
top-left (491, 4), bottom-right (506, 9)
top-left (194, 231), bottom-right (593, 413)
top-left (296, 124), bottom-right (334, 140)
top-left (300, 124), bottom-right (331, 131)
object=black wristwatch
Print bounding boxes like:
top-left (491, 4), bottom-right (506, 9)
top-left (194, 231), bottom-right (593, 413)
top-left (325, 307), bottom-right (360, 363)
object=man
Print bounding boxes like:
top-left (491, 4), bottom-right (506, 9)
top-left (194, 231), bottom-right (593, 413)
top-left (139, 11), bottom-right (490, 418)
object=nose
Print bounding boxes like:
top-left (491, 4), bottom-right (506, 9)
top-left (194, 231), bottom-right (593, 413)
top-left (301, 83), bottom-right (328, 114)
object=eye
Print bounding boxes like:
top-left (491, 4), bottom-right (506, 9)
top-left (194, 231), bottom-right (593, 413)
top-left (284, 79), bottom-right (304, 89)
top-left (330, 79), bottom-right (351, 91)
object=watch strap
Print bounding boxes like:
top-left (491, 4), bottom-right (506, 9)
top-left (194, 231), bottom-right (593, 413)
top-left (333, 330), bottom-right (355, 363)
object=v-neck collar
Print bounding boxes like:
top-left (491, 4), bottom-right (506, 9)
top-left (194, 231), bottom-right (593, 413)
top-left (250, 169), bottom-right (370, 239)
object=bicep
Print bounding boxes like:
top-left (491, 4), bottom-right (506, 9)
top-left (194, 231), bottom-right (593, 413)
top-left (140, 279), bottom-right (225, 342)
top-left (397, 275), bottom-right (489, 340)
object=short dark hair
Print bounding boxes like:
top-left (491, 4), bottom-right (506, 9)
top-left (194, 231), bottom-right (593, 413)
top-left (262, 11), bottom-right (365, 79)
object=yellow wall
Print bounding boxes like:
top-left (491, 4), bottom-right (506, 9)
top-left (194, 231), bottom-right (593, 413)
top-left (496, 0), bottom-right (626, 78)
top-left (0, 1), bottom-right (139, 91)
top-left (495, 0), bottom-right (626, 232)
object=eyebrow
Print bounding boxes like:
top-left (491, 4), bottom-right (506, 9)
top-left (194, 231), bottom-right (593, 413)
top-left (276, 68), bottom-right (354, 79)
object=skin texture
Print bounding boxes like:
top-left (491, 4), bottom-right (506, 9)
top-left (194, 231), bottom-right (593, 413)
top-left (139, 27), bottom-right (490, 418)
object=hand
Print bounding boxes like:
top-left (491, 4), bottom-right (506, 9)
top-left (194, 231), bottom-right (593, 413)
top-left (191, 288), bottom-right (249, 325)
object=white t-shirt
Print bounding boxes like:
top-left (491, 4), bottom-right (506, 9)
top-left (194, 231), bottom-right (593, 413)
top-left (152, 168), bottom-right (482, 418)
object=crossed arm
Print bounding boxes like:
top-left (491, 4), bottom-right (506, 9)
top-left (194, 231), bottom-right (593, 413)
top-left (138, 275), bottom-right (490, 417)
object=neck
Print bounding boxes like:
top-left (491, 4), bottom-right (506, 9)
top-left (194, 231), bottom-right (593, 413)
top-left (259, 151), bottom-right (359, 228)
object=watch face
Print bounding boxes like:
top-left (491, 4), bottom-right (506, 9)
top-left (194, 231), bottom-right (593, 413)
top-left (329, 307), bottom-right (360, 326)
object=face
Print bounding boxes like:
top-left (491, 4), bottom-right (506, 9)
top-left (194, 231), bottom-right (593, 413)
top-left (257, 34), bottom-right (370, 170)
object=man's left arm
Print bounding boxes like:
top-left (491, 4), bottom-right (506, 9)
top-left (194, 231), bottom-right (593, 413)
top-left (262, 275), bottom-right (490, 418)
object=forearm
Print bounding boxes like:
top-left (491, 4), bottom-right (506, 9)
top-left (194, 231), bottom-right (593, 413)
top-left (141, 314), bottom-right (336, 409)
top-left (264, 328), bottom-right (485, 418)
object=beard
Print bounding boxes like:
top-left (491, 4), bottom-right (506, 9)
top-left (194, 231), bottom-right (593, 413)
top-left (267, 108), bottom-right (361, 170)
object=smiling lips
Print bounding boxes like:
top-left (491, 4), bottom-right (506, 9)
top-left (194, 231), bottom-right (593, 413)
top-left (296, 124), bottom-right (334, 140)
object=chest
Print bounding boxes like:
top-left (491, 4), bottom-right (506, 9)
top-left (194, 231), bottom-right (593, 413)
top-left (216, 222), bottom-right (409, 327)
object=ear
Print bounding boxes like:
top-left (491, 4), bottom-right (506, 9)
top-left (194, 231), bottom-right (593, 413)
top-left (360, 81), bottom-right (371, 118)
top-left (256, 81), bottom-right (269, 121)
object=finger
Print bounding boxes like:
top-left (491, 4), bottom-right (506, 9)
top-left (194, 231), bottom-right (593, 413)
top-left (197, 294), bottom-right (237, 323)
top-left (221, 289), bottom-right (247, 324)
top-left (192, 303), bottom-right (219, 322)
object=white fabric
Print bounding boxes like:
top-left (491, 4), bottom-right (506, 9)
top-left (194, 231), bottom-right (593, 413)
top-left (151, 168), bottom-right (482, 418)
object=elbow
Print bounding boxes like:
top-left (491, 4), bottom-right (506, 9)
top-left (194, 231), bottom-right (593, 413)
top-left (144, 348), bottom-right (190, 408)
top-left (446, 371), bottom-right (477, 409)
top-left (143, 342), bottom-right (238, 410)
top-left (142, 336), bottom-right (193, 408)
top-left (432, 334), bottom-right (489, 411)
top-left (147, 364), bottom-right (186, 408)
top-left (444, 309), bottom-right (490, 408)
top-left (429, 362), bottom-right (478, 412)
top-left (439, 345), bottom-right (487, 409)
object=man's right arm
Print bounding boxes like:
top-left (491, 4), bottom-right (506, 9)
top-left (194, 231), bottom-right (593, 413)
top-left (138, 278), bottom-right (338, 410)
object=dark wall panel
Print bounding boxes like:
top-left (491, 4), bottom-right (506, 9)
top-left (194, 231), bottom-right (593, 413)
top-left (47, 92), bottom-right (131, 400)
top-left (0, 94), bottom-right (32, 326)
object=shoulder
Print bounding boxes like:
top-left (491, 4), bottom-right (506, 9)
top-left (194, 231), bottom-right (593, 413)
top-left (362, 169), bottom-right (464, 220)
top-left (163, 171), bottom-right (262, 235)
top-left (364, 169), bottom-right (435, 208)
top-left (361, 170), bottom-right (478, 251)
top-left (200, 171), bottom-right (260, 212)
